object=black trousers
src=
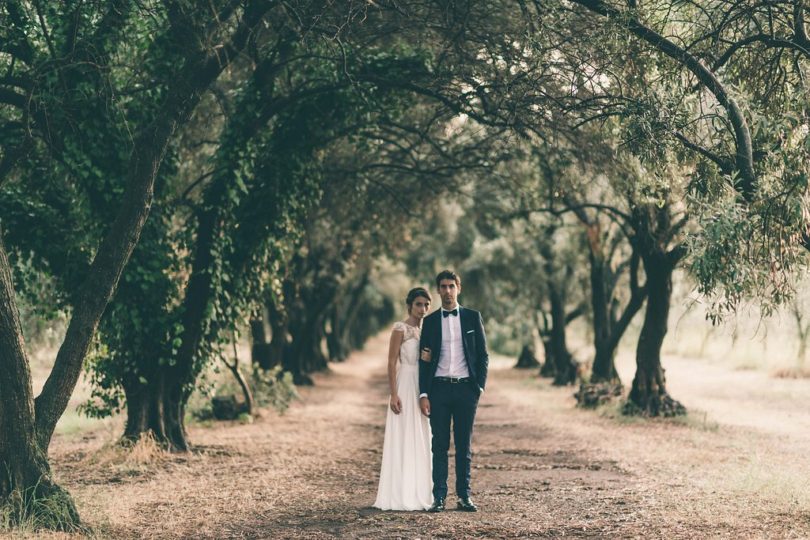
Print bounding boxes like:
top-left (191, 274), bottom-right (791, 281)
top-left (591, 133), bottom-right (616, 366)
top-left (429, 380), bottom-right (480, 499)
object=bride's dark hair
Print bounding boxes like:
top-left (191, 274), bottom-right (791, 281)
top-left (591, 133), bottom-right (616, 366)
top-left (406, 287), bottom-right (432, 307)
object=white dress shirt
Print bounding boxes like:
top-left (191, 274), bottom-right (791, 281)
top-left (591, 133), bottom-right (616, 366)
top-left (435, 306), bottom-right (470, 378)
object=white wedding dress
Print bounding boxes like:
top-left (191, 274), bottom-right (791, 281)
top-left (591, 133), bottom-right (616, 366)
top-left (373, 321), bottom-right (433, 510)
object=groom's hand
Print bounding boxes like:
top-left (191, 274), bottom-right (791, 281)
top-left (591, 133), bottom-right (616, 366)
top-left (419, 397), bottom-right (431, 417)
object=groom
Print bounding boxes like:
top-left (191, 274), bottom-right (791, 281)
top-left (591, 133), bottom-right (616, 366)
top-left (419, 269), bottom-right (489, 513)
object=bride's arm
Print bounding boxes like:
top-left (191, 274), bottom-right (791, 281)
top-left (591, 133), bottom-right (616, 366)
top-left (387, 328), bottom-right (404, 414)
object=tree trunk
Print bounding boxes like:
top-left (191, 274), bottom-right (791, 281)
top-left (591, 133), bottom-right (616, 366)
top-left (230, 364), bottom-right (254, 416)
top-left (535, 312), bottom-right (555, 377)
top-left (267, 298), bottom-right (288, 371)
top-left (576, 238), bottom-right (647, 408)
top-left (122, 371), bottom-right (188, 451)
top-left (539, 337), bottom-right (556, 377)
top-left (515, 344), bottom-right (540, 368)
top-left (0, 443), bottom-right (78, 531)
top-left (590, 249), bottom-right (646, 383)
top-left (250, 313), bottom-right (274, 370)
top-left (154, 117), bottom-right (265, 435)
top-left (96, 5), bottom-right (272, 450)
top-left (283, 272), bottom-right (337, 378)
top-left (281, 340), bottom-right (314, 386)
top-left (549, 284), bottom-right (578, 385)
top-left (290, 314), bottom-right (330, 374)
top-left (330, 274), bottom-right (370, 361)
top-left (325, 306), bottom-right (343, 362)
top-left (589, 249), bottom-right (619, 383)
top-left (537, 226), bottom-right (578, 385)
top-left (230, 336), bottom-right (254, 415)
top-left (625, 253), bottom-right (685, 416)
top-left (0, 235), bottom-right (81, 529)
top-left (591, 347), bottom-right (619, 382)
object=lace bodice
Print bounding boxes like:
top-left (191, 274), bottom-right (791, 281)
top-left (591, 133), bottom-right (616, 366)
top-left (392, 321), bottom-right (421, 367)
top-left (393, 321), bottom-right (420, 342)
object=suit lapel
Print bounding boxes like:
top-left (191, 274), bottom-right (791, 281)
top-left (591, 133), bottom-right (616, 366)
top-left (459, 307), bottom-right (470, 332)
top-left (459, 307), bottom-right (472, 366)
top-left (432, 310), bottom-right (442, 377)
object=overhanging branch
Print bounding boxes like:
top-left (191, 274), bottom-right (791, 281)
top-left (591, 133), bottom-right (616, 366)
top-left (569, 0), bottom-right (757, 201)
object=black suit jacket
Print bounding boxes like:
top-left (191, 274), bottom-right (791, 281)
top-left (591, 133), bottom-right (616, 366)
top-left (418, 306), bottom-right (489, 396)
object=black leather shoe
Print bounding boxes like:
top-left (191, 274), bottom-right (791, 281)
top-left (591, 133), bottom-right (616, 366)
top-left (457, 497), bottom-right (477, 512)
top-left (428, 498), bottom-right (445, 513)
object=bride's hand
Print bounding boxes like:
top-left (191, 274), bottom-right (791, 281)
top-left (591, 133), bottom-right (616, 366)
top-left (419, 396), bottom-right (430, 417)
top-left (389, 394), bottom-right (402, 414)
top-left (420, 347), bottom-right (432, 362)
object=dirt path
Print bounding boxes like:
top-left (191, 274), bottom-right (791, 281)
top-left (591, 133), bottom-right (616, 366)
top-left (26, 334), bottom-right (810, 539)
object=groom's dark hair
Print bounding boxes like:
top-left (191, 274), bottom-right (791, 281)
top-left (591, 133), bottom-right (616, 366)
top-left (435, 270), bottom-right (461, 288)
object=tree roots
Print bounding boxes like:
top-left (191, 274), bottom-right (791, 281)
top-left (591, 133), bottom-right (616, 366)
top-left (574, 381), bottom-right (623, 408)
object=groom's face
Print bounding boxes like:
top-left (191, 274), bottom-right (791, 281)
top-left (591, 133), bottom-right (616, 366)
top-left (438, 279), bottom-right (460, 308)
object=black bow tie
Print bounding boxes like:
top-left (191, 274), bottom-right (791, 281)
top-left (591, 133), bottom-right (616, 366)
top-left (442, 308), bottom-right (459, 318)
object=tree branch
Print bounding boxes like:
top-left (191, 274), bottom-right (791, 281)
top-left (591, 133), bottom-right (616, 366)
top-left (712, 33), bottom-right (810, 71)
top-left (673, 131), bottom-right (734, 174)
top-left (570, 0), bottom-right (757, 201)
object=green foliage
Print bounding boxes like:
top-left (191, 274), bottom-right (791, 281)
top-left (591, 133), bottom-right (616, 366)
top-left (77, 33), bottom-right (438, 418)
top-left (689, 192), bottom-right (809, 323)
top-left (251, 367), bottom-right (298, 414)
top-left (688, 97), bottom-right (810, 320)
top-left (5, 251), bottom-right (67, 348)
top-left (0, 0), bottom-right (205, 419)
top-left (0, 151), bottom-right (96, 303)
top-left (622, 91), bottom-right (692, 167)
top-left (82, 187), bottom-right (184, 418)
top-left (189, 366), bottom-right (298, 421)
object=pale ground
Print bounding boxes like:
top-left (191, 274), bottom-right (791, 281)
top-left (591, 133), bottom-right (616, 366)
top-left (7, 331), bottom-right (810, 539)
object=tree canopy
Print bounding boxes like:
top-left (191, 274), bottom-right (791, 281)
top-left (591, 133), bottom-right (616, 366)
top-left (1, 0), bottom-right (808, 531)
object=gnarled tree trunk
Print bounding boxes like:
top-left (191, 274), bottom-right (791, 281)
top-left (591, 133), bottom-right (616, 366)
top-left (0, 239), bottom-right (79, 529)
top-left (590, 248), bottom-right (646, 383)
top-left (625, 251), bottom-right (685, 416)
top-left (548, 284), bottom-right (578, 385)
top-left (537, 227), bottom-right (580, 385)
top-left (588, 247), bottom-right (618, 383)
top-left (122, 370), bottom-right (188, 451)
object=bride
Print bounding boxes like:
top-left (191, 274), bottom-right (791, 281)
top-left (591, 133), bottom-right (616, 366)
top-left (373, 287), bottom-right (433, 511)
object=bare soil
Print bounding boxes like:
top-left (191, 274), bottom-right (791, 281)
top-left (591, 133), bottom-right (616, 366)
top-left (12, 333), bottom-right (810, 539)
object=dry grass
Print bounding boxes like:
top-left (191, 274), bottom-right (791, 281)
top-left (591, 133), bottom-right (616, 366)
top-left (771, 366), bottom-right (810, 379)
top-left (83, 433), bottom-right (169, 472)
